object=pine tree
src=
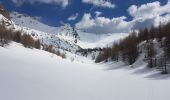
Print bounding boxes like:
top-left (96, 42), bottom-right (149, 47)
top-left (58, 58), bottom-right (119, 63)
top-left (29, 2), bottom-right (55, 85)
top-left (146, 41), bottom-right (156, 68)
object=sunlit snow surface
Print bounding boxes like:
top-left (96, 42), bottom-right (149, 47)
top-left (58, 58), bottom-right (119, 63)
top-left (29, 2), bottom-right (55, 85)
top-left (0, 12), bottom-right (170, 100)
top-left (0, 42), bottom-right (170, 100)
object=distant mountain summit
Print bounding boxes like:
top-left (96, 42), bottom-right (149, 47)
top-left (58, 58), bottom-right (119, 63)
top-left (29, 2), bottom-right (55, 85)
top-left (11, 12), bottom-right (80, 41)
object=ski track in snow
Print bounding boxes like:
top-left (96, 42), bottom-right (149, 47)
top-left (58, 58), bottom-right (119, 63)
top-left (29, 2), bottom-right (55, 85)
top-left (0, 43), bottom-right (170, 100)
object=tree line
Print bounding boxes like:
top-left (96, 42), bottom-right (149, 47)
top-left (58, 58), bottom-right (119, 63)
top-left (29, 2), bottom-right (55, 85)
top-left (95, 22), bottom-right (170, 74)
top-left (0, 24), bottom-right (66, 59)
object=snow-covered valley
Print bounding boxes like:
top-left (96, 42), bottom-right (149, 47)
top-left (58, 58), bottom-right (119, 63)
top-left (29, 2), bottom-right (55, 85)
top-left (1, 5), bottom-right (170, 100)
top-left (1, 42), bottom-right (170, 100)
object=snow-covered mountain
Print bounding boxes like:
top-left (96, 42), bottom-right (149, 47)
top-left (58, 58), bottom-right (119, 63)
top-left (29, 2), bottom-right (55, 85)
top-left (11, 12), bottom-right (60, 34)
top-left (10, 12), bottom-right (129, 50)
top-left (6, 12), bottom-right (81, 52)
top-left (11, 12), bottom-right (80, 42)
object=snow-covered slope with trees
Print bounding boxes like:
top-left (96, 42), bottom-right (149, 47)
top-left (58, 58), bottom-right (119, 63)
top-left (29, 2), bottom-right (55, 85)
top-left (7, 12), bottom-right (80, 53)
top-left (1, 4), bottom-right (170, 100)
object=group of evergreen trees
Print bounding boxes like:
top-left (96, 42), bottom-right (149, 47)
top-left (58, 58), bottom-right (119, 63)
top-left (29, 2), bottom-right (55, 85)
top-left (96, 22), bottom-right (170, 74)
top-left (76, 48), bottom-right (102, 57)
top-left (95, 32), bottom-right (139, 65)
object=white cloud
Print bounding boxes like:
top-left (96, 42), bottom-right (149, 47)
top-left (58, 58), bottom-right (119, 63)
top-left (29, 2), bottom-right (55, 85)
top-left (76, 13), bottom-right (131, 34)
top-left (11, 0), bottom-right (69, 8)
top-left (68, 13), bottom-right (79, 21)
top-left (128, 1), bottom-right (170, 29)
top-left (76, 13), bottom-right (96, 29)
top-left (95, 11), bottom-right (102, 17)
top-left (82, 0), bottom-right (115, 8)
top-left (128, 2), bottom-right (161, 19)
top-left (76, 1), bottom-right (170, 34)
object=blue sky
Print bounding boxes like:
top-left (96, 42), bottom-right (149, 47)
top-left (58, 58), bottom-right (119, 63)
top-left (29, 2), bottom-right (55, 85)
top-left (0, 0), bottom-right (167, 26)
top-left (0, 0), bottom-right (170, 33)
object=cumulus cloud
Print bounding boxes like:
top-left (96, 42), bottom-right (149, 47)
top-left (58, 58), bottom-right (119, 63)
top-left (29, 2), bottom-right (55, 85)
top-left (76, 13), bottom-right (131, 33)
top-left (68, 13), bottom-right (79, 21)
top-left (128, 2), bottom-right (161, 19)
top-left (82, 0), bottom-right (115, 8)
top-left (128, 1), bottom-right (170, 30)
top-left (76, 1), bottom-right (170, 34)
top-left (95, 11), bottom-right (102, 17)
top-left (76, 13), bottom-right (96, 29)
top-left (11, 0), bottom-right (69, 8)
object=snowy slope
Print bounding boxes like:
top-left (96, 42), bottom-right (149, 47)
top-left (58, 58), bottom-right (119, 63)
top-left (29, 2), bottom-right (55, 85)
top-left (1, 42), bottom-right (170, 100)
top-left (11, 12), bottom-right (81, 43)
top-left (11, 12), bottom-right (60, 34)
top-left (0, 13), bottom-right (79, 52)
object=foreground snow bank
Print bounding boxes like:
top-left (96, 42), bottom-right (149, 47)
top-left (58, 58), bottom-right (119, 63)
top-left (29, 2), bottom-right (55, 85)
top-left (0, 43), bottom-right (170, 100)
